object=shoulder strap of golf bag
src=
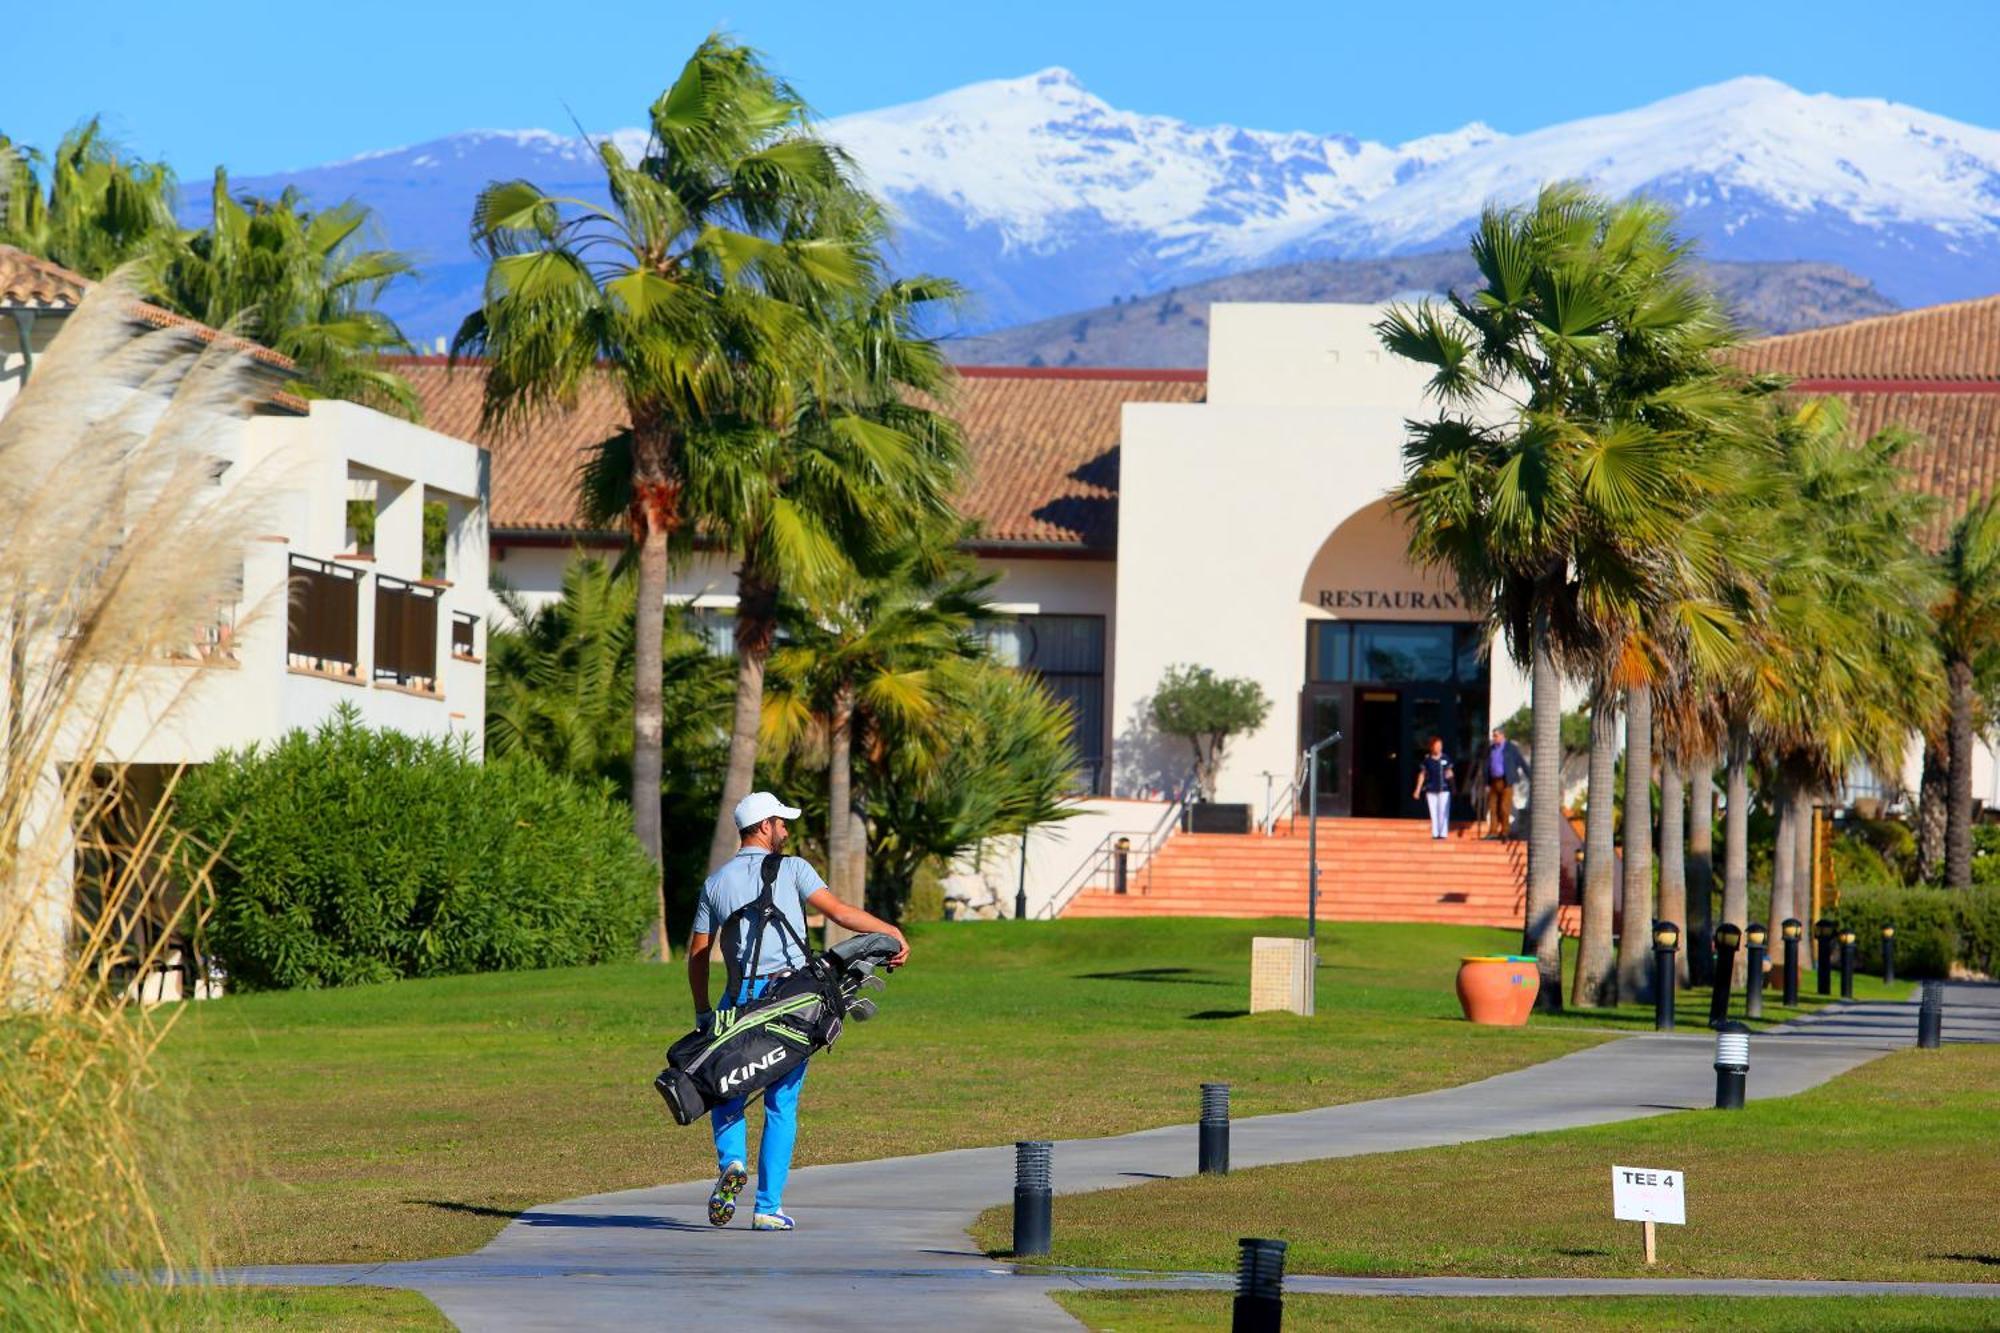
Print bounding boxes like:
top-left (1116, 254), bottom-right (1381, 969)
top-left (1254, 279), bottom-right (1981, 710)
top-left (722, 854), bottom-right (816, 1005)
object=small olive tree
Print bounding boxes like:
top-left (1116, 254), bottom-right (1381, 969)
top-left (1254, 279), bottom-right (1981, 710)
top-left (1149, 664), bottom-right (1271, 800)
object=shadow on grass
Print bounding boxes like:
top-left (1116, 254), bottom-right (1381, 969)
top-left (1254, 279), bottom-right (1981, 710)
top-left (1186, 1009), bottom-right (1250, 1021)
top-left (1933, 1254), bottom-right (2000, 1267)
top-left (411, 1200), bottom-right (520, 1221)
top-left (1076, 968), bottom-right (1228, 986)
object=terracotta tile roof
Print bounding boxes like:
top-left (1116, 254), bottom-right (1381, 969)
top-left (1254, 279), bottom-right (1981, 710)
top-left (0, 245), bottom-right (304, 407)
top-left (1741, 295), bottom-right (2000, 547)
top-left (391, 357), bottom-right (1207, 549)
top-left (1737, 294), bottom-right (2000, 384)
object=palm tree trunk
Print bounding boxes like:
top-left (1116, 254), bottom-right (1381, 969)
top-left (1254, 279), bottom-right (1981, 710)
top-left (1918, 734), bottom-right (1948, 881)
top-left (1658, 756), bottom-right (1688, 985)
top-left (1947, 657), bottom-right (1975, 889)
top-left (1686, 755), bottom-right (1715, 983)
top-left (629, 427), bottom-right (678, 963)
top-left (1794, 789), bottom-right (1815, 922)
top-left (1571, 694), bottom-right (1621, 1008)
top-left (848, 806), bottom-right (868, 916)
top-left (824, 682), bottom-right (857, 946)
top-left (1525, 615), bottom-right (1565, 1011)
top-left (1768, 773), bottom-right (1796, 930)
top-left (707, 564), bottom-right (781, 872)
top-left (1722, 723), bottom-right (1751, 985)
top-left (1616, 685), bottom-right (1655, 1002)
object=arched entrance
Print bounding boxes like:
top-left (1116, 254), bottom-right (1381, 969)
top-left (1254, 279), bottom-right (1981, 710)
top-left (1296, 500), bottom-right (1488, 819)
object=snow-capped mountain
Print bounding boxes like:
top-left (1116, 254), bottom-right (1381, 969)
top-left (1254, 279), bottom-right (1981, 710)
top-left (215, 71), bottom-right (2000, 341)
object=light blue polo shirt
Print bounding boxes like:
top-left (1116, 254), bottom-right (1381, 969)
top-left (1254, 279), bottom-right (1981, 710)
top-left (693, 849), bottom-right (827, 979)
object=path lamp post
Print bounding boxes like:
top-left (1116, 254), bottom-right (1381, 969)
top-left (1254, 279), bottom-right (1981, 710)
top-left (1839, 929), bottom-right (1857, 999)
top-left (1199, 1083), bottom-right (1231, 1175)
top-left (1015, 829), bottom-right (1029, 921)
top-left (1012, 1141), bottom-right (1052, 1257)
top-left (1709, 923), bottom-right (1743, 1027)
top-left (1714, 1021), bottom-right (1750, 1110)
top-left (1233, 1237), bottom-right (1287, 1333)
top-left (1815, 917), bottom-right (1838, 995)
top-left (1918, 980), bottom-right (1944, 1049)
top-left (1881, 924), bottom-right (1896, 985)
top-left (1781, 919), bottom-right (1803, 1007)
top-left (1652, 922), bottom-right (1680, 1031)
top-left (1113, 837), bottom-right (1131, 896)
top-left (1744, 923), bottom-right (1769, 1019)
top-left (1302, 731), bottom-right (1343, 950)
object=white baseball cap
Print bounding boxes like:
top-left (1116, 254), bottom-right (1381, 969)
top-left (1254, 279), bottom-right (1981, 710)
top-left (735, 791), bottom-right (802, 829)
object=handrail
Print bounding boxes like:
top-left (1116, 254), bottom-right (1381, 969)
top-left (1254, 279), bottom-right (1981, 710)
top-left (1038, 765), bottom-right (1200, 919)
top-left (1263, 749), bottom-right (1311, 834)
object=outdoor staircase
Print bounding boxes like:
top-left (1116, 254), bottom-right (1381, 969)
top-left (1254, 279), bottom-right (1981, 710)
top-left (1062, 818), bottom-right (1561, 930)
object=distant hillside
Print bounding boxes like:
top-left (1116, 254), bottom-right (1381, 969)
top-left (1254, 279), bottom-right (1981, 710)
top-left (947, 253), bottom-right (1898, 369)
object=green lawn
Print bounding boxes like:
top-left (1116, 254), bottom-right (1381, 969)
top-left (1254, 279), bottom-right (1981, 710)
top-left (1054, 1292), bottom-right (2000, 1331)
top-left (163, 1285), bottom-right (449, 1330)
top-left (161, 919), bottom-right (1606, 1266)
top-left (975, 1044), bottom-right (2000, 1282)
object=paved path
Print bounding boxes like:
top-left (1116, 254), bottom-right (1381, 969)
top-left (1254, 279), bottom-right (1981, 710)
top-left (216, 984), bottom-right (2000, 1330)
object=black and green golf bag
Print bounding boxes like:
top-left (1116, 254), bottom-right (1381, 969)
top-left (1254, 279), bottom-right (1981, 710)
top-left (653, 854), bottom-right (900, 1127)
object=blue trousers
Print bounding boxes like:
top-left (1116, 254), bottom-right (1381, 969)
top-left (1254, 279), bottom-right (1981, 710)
top-left (710, 976), bottom-right (808, 1214)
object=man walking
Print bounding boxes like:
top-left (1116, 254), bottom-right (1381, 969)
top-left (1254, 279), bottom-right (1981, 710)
top-left (1484, 727), bottom-right (1530, 839)
top-left (686, 791), bottom-right (908, 1232)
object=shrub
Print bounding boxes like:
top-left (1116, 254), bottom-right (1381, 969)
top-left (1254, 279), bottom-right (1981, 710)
top-left (1830, 883), bottom-right (2000, 979)
top-left (176, 709), bottom-right (657, 990)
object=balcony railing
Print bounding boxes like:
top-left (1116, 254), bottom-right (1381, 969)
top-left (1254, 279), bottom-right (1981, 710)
top-left (287, 554), bottom-right (361, 677)
top-left (374, 574), bottom-right (440, 692)
top-left (451, 610), bottom-right (479, 660)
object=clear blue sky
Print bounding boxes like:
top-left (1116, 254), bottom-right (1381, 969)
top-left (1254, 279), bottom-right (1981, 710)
top-left (7, 1), bottom-right (1997, 176)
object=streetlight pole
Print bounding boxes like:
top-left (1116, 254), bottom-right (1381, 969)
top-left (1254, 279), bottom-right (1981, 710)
top-left (1303, 731), bottom-right (1343, 949)
top-left (1015, 827), bottom-right (1029, 921)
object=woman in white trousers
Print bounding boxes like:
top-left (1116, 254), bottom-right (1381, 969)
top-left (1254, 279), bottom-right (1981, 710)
top-left (1412, 736), bottom-right (1454, 840)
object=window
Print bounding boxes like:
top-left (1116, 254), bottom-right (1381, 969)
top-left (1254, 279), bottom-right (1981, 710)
top-left (1309, 620), bottom-right (1490, 685)
top-left (984, 614), bottom-right (1107, 795)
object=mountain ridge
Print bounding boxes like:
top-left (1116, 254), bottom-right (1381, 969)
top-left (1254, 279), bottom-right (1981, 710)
top-left (203, 71), bottom-right (2000, 343)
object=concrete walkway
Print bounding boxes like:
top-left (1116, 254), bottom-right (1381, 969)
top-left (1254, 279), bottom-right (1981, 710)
top-left (216, 984), bottom-right (2000, 1330)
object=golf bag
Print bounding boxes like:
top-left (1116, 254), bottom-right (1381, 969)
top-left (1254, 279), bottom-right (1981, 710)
top-left (653, 854), bottom-right (900, 1127)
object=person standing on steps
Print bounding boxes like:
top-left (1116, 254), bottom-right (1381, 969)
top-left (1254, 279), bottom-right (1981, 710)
top-left (1413, 736), bottom-right (1454, 840)
top-left (1484, 727), bottom-right (1530, 840)
top-left (686, 791), bottom-right (909, 1233)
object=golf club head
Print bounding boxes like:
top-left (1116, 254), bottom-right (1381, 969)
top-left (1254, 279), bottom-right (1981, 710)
top-left (847, 997), bottom-right (878, 1022)
top-left (857, 974), bottom-right (886, 993)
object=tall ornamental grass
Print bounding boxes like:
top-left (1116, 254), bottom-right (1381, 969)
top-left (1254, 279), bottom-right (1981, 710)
top-left (0, 268), bottom-right (269, 1326)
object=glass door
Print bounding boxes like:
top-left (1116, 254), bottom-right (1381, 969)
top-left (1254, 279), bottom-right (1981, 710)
top-left (1299, 686), bottom-right (1347, 816)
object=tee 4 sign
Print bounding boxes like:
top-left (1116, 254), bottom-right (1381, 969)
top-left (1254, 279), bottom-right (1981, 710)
top-left (1611, 1164), bottom-right (1685, 1265)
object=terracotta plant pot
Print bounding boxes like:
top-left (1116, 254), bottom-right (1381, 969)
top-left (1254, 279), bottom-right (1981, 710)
top-left (1457, 955), bottom-right (1540, 1026)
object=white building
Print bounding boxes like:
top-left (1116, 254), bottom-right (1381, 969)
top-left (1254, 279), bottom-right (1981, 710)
top-left (405, 294), bottom-right (2000, 916)
top-left (1, 247), bottom-right (490, 994)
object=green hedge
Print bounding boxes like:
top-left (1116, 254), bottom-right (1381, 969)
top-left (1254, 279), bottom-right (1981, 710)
top-left (1830, 884), bottom-right (2000, 979)
top-left (176, 710), bottom-right (657, 990)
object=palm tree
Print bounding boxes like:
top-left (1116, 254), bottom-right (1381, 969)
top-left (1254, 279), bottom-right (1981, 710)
top-left (0, 122), bottom-right (177, 278)
top-left (681, 277), bottom-right (967, 872)
top-left (1931, 495), bottom-right (2000, 889)
top-left (1384, 184), bottom-right (1746, 1009)
top-left (454, 36), bottom-right (877, 946)
top-left (158, 170), bottom-right (419, 416)
top-left (1571, 686), bottom-right (1622, 1006)
top-left (763, 539), bottom-right (991, 933)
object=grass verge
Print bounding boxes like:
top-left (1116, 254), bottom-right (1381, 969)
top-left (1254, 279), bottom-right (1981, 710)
top-left (165, 1285), bottom-right (449, 1330)
top-left (161, 919), bottom-right (1605, 1266)
top-left (976, 1044), bottom-right (2000, 1282)
top-left (1053, 1292), bottom-right (2000, 1331)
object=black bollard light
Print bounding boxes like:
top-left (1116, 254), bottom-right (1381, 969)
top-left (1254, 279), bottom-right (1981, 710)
top-left (1233, 1237), bottom-right (1287, 1333)
top-left (1780, 918), bottom-right (1803, 1007)
top-left (1652, 921), bottom-right (1680, 1031)
top-left (1012, 1141), bottom-right (1052, 1257)
top-left (1744, 922), bottom-right (1768, 1020)
top-left (1113, 837), bottom-right (1131, 895)
top-left (1815, 917), bottom-right (1837, 995)
top-left (1917, 980), bottom-right (1944, 1049)
top-left (1714, 1020), bottom-right (1749, 1110)
top-left (1199, 1082), bottom-right (1231, 1175)
top-left (1881, 924), bottom-right (1896, 986)
top-left (1839, 929), bottom-right (1857, 999)
top-left (1709, 922), bottom-right (1742, 1028)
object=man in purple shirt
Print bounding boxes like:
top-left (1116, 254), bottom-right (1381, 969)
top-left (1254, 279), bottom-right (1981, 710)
top-left (1485, 728), bottom-right (1529, 839)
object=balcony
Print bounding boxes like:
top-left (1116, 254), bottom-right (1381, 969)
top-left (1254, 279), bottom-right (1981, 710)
top-left (286, 554), bottom-right (361, 678)
top-left (374, 575), bottom-right (440, 693)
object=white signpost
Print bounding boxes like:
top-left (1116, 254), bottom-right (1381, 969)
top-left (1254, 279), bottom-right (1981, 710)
top-left (1611, 1164), bottom-right (1686, 1264)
